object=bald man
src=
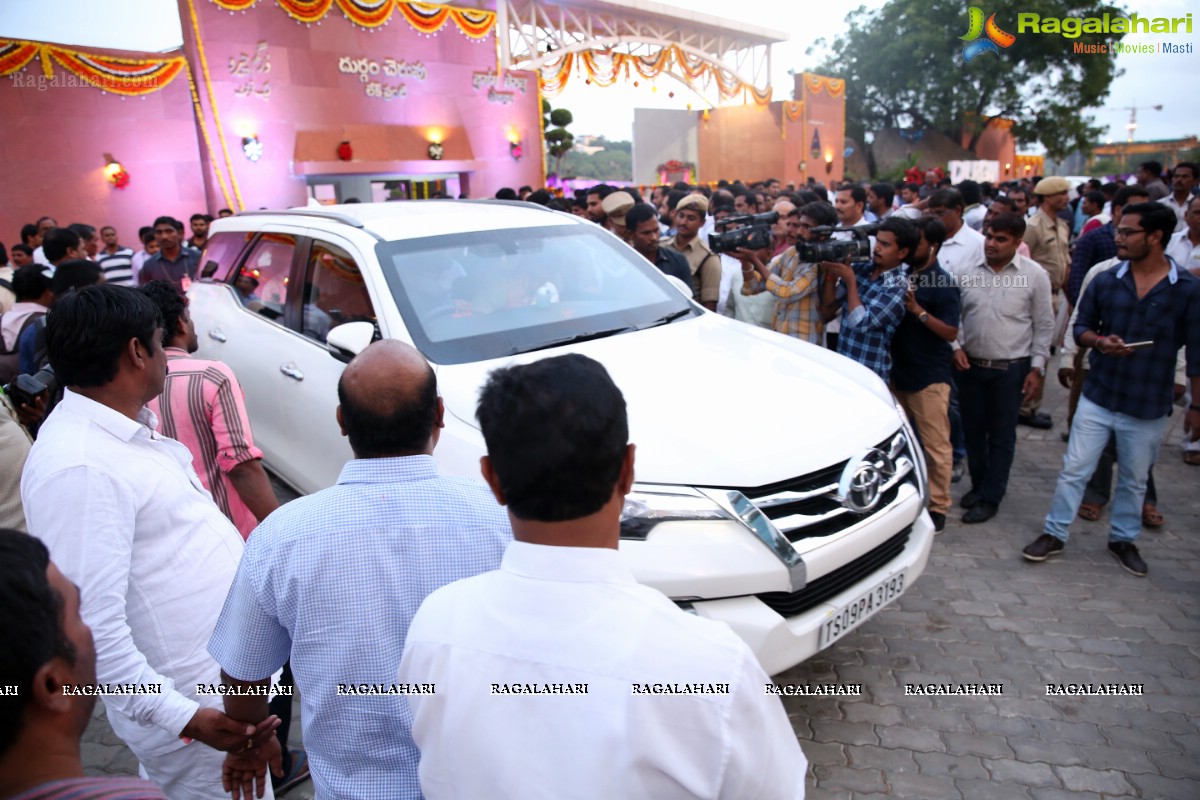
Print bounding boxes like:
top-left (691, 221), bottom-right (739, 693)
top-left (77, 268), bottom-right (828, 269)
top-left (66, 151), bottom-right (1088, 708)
top-left (208, 341), bottom-right (512, 800)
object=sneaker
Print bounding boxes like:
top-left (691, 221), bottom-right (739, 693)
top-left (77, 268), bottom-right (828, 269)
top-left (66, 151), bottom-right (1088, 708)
top-left (273, 749), bottom-right (311, 796)
top-left (929, 512), bottom-right (946, 533)
top-left (951, 460), bottom-right (965, 484)
top-left (1108, 541), bottom-right (1147, 577)
top-left (1022, 534), bottom-right (1065, 562)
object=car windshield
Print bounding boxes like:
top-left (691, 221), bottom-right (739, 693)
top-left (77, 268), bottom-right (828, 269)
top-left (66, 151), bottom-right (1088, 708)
top-left (376, 223), bottom-right (695, 364)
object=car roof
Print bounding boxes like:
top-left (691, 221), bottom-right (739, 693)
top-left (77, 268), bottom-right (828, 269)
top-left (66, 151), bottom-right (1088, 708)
top-left (232, 200), bottom-right (583, 242)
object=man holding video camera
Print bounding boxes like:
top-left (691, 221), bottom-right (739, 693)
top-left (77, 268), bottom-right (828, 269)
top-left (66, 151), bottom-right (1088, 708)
top-left (818, 217), bottom-right (915, 383)
top-left (738, 202), bottom-right (836, 345)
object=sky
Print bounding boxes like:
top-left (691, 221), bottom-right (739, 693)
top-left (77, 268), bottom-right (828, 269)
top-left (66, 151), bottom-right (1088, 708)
top-left (2, 0), bottom-right (1197, 150)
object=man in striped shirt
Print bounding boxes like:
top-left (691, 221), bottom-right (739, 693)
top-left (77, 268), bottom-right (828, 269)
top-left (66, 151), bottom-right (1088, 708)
top-left (139, 282), bottom-right (278, 539)
top-left (96, 227), bottom-right (136, 287)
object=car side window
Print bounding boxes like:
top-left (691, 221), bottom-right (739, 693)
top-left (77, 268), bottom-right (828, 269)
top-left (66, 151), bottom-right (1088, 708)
top-left (234, 233), bottom-right (296, 322)
top-left (199, 231), bottom-right (254, 282)
top-left (301, 239), bottom-right (376, 344)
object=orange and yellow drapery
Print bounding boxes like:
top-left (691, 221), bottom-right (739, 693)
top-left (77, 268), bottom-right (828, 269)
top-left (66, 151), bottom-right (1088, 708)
top-left (538, 44), bottom-right (772, 108)
top-left (208, 0), bottom-right (495, 38)
top-left (0, 39), bottom-right (184, 96)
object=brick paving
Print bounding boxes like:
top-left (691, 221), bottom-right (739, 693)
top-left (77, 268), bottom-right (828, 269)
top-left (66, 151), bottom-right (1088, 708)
top-left (81, 380), bottom-right (1199, 799)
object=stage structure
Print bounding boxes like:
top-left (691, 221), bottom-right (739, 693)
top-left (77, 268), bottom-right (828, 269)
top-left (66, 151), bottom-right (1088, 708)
top-left (499, 0), bottom-right (783, 109)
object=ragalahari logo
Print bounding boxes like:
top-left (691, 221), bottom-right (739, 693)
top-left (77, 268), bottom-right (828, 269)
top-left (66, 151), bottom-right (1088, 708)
top-left (960, 7), bottom-right (1017, 62)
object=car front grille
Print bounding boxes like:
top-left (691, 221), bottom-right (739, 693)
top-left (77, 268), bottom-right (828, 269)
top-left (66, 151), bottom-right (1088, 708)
top-left (755, 526), bottom-right (912, 618)
top-left (736, 431), bottom-right (918, 543)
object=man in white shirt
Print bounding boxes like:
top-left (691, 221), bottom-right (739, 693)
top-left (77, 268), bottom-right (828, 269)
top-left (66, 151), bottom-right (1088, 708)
top-left (1159, 163), bottom-right (1197, 232)
top-left (130, 227), bottom-right (160, 285)
top-left (21, 285), bottom-right (279, 800)
top-left (399, 353), bottom-right (808, 800)
top-left (31, 216), bottom-right (57, 267)
top-left (926, 188), bottom-right (985, 275)
top-left (1165, 195), bottom-right (1200, 275)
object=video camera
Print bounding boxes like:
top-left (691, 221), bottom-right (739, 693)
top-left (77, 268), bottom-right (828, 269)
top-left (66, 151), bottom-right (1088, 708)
top-left (707, 211), bottom-right (779, 255)
top-left (4, 366), bottom-right (57, 411)
top-left (796, 222), bottom-right (879, 263)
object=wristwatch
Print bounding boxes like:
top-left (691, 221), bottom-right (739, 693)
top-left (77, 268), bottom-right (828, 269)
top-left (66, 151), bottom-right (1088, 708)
top-left (1033, 366), bottom-right (1046, 377)
top-left (918, 311), bottom-right (929, 323)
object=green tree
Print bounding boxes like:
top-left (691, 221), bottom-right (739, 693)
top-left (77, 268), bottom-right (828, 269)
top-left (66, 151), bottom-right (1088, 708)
top-left (543, 99), bottom-right (576, 177)
top-left (559, 146), bottom-right (633, 181)
top-left (811, 0), bottom-right (1128, 160)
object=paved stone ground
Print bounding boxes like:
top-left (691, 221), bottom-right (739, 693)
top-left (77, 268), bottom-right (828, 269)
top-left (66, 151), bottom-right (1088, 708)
top-left (81, 380), bottom-right (1198, 799)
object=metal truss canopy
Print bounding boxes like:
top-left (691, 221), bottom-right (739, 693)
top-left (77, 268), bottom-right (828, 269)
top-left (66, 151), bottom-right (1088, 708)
top-left (499, 0), bottom-right (787, 105)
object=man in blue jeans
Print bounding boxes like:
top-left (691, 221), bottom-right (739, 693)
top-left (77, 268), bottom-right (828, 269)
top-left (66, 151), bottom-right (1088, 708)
top-left (1025, 203), bottom-right (1200, 575)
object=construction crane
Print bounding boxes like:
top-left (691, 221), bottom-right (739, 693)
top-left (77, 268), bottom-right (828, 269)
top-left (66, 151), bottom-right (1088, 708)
top-left (1113, 104), bottom-right (1163, 143)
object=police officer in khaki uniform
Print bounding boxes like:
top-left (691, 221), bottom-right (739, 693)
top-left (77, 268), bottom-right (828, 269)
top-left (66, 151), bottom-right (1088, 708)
top-left (661, 194), bottom-right (721, 310)
top-left (1019, 175), bottom-right (1071, 429)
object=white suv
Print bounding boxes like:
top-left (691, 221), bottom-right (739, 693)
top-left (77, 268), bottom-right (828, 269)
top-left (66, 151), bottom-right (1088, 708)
top-left (188, 201), bottom-right (934, 675)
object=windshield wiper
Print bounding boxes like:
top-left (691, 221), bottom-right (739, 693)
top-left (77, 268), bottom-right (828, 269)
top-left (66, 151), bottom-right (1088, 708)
top-left (640, 308), bottom-right (693, 329)
top-left (511, 325), bottom-right (638, 355)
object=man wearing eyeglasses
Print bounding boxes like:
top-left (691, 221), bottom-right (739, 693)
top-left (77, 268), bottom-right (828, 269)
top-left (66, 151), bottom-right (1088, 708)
top-left (1026, 203), bottom-right (1200, 576)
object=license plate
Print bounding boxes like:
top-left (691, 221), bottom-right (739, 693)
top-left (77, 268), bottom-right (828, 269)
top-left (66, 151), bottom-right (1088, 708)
top-left (818, 572), bottom-right (905, 648)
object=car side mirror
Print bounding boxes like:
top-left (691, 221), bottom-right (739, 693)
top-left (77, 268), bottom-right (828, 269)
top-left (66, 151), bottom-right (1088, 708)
top-left (326, 321), bottom-right (375, 363)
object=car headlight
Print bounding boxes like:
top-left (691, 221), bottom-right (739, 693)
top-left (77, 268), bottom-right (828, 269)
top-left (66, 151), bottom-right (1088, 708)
top-left (889, 397), bottom-right (929, 504)
top-left (620, 486), bottom-right (731, 540)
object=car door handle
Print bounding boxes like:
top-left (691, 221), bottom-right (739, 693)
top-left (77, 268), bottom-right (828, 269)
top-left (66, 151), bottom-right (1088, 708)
top-left (279, 363), bottom-right (304, 381)
top-left (208, 329), bottom-right (227, 343)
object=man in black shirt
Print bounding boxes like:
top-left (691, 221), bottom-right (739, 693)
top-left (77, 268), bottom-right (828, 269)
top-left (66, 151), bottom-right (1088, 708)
top-left (625, 203), bottom-right (692, 289)
top-left (138, 216), bottom-right (200, 293)
top-left (891, 216), bottom-right (961, 532)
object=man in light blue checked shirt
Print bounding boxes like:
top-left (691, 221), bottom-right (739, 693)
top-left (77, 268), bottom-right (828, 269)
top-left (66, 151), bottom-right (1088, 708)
top-left (208, 340), bottom-right (511, 800)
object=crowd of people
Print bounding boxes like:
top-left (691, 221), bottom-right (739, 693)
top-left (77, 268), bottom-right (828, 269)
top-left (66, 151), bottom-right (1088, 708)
top-left (0, 160), bottom-right (1197, 800)
top-left (539, 165), bottom-right (1198, 553)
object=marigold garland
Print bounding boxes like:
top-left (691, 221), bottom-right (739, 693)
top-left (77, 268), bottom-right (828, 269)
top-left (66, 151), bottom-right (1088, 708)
top-left (0, 41), bottom-right (39, 75)
top-left (187, 0), bottom-right (245, 211)
top-left (0, 39), bottom-right (184, 96)
top-left (184, 63), bottom-right (236, 211)
top-left (208, 0), bottom-right (496, 39)
top-left (802, 73), bottom-right (844, 97)
top-left (539, 44), bottom-right (771, 107)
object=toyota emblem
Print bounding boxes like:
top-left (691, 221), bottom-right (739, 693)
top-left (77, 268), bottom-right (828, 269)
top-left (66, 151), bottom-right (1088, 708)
top-left (837, 448), bottom-right (896, 513)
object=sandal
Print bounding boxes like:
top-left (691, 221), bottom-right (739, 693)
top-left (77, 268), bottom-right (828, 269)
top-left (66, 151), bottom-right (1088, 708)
top-left (1077, 503), bottom-right (1103, 522)
top-left (273, 749), bottom-right (311, 796)
top-left (1141, 505), bottom-right (1165, 528)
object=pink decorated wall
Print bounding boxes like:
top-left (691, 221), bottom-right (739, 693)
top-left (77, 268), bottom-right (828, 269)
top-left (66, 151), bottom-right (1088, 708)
top-left (0, 50), bottom-right (208, 250)
top-left (180, 0), bottom-right (543, 211)
top-left (0, 0), bottom-right (543, 247)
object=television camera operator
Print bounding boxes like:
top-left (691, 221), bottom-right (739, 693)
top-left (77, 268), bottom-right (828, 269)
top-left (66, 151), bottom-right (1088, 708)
top-left (736, 202), bottom-right (838, 344)
top-left (818, 217), bottom-right (914, 382)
